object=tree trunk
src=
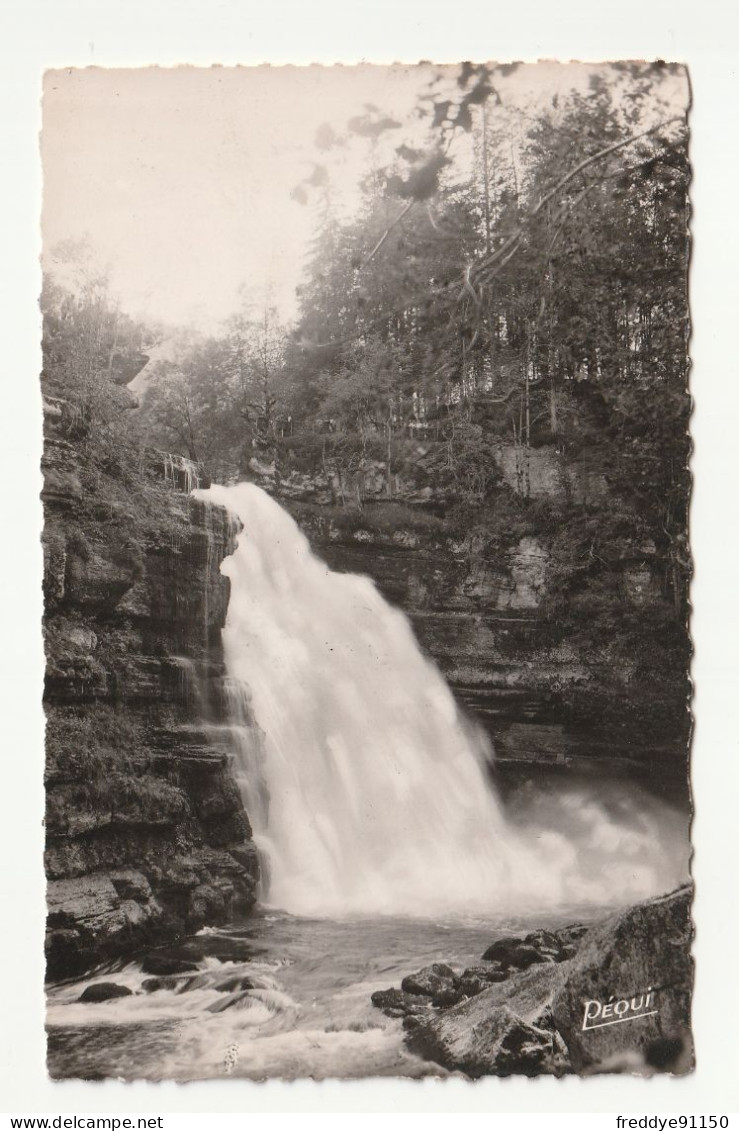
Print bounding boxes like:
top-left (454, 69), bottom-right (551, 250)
top-left (547, 258), bottom-right (558, 439)
top-left (481, 103), bottom-right (492, 256)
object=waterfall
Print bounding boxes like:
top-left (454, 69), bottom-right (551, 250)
top-left (197, 482), bottom-right (688, 918)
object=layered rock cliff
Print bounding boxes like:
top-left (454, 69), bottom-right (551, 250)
top-left (43, 410), bottom-right (260, 982)
top-left (252, 449), bottom-right (690, 799)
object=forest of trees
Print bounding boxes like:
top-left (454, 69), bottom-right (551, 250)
top-left (42, 63), bottom-right (691, 661)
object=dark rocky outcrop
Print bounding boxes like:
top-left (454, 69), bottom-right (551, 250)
top-left (373, 886), bottom-right (693, 1078)
top-left (401, 963), bottom-right (457, 998)
top-left (481, 928), bottom-right (576, 967)
top-left (407, 962), bottom-right (572, 1077)
top-left (140, 953), bottom-right (200, 976)
top-left (43, 406), bottom-right (261, 982)
top-left (370, 988), bottom-right (436, 1021)
top-left (78, 982), bottom-right (133, 1004)
top-left (141, 975), bottom-right (192, 994)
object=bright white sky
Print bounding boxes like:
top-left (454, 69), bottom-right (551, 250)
top-left (41, 62), bottom-right (688, 334)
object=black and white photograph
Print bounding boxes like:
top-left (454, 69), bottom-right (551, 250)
top-left (39, 59), bottom-right (694, 1082)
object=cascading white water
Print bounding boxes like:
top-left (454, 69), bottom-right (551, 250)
top-left (197, 482), bottom-right (688, 918)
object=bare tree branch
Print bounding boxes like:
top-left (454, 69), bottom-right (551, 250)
top-left (302, 114), bottom-right (684, 352)
top-left (365, 200), bottom-right (416, 264)
top-left (473, 114), bottom-right (684, 286)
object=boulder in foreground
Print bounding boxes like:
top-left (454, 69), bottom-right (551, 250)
top-left (552, 884), bottom-right (693, 1075)
top-left (400, 886), bottom-right (693, 1077)
top-left (407, 962), bottom-right (570, 1077)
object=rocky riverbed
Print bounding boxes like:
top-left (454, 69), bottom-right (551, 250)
top-left (371, 885), bottom-right (694, 1078)
top-left (47, 886), bottom-right (693, 1081)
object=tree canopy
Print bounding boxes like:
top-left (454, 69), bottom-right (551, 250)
top-left (43, 63), bottom-right (691, 629)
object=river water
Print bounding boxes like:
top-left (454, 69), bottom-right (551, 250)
top-left (47, 904), bottom-right (606, 1081)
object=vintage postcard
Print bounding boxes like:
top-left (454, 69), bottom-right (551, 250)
top-left (41, 61), bottom-right (693, 1081)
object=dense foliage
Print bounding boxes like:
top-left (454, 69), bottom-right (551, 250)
top-left (278, 65), bottom-right (690, 640)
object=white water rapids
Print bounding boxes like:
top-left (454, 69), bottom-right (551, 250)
top-left (198, 482), bottom-right (688, 919)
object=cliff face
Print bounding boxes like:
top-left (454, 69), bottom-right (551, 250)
top-left (397, 885), bottom-right (693, 1077)
top-left (43, 416), bottom-right (260, 982)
